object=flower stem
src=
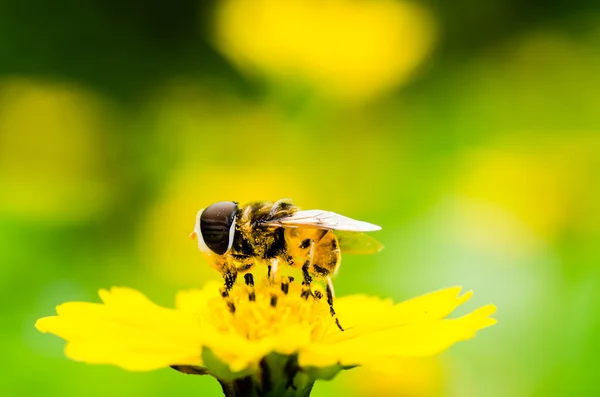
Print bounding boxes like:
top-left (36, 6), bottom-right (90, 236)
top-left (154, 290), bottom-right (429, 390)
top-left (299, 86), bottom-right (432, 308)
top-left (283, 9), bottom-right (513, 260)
top-left (218, 355), bottom-right (315, 397)
top-left (218, 377), bottom-right (313, 397)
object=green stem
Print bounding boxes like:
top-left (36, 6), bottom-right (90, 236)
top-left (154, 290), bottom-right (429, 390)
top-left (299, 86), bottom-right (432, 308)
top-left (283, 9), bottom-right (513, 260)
top-left (218, 377), bottom-right (313, 397)
top-left (218, 355), bottom-right (315, 397)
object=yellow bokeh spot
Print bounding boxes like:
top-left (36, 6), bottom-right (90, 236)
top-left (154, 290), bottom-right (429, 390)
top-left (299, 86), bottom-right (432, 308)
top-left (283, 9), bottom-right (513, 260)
top-left (340, 357), bottom-right (444, 397)
top-left (213, 0), bottom-right (436, 102)
top-left (458, 134), bottom-right (599, 240)
top-left (0, 78), bottom-right (114, 223)
top-left (461, 150), bottom-right (564, 237)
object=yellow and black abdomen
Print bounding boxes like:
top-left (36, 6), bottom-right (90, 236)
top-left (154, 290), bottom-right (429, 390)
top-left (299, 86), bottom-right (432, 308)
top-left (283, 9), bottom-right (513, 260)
top-left (284, 228), bottom-right (341, 278)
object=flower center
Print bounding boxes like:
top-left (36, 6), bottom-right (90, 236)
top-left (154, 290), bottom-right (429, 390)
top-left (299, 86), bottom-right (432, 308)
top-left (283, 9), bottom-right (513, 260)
top-left (203, 277), bottom-right (334, 342)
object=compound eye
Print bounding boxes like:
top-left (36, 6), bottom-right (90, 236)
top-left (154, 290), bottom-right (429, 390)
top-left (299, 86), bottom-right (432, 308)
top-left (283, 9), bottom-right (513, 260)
top-left (200, 201), bottom-right (238, 255)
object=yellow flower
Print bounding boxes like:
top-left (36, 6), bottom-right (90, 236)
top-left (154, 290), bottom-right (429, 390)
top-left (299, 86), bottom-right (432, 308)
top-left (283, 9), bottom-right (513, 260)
top-left (36, 278), bottom-right (495, 395)
top-left (212, 0), bottom-right (436, 103)
top-left (0, 78), bottom-right (115, 224)
top-left (340, 357), bottom-right (444, 397)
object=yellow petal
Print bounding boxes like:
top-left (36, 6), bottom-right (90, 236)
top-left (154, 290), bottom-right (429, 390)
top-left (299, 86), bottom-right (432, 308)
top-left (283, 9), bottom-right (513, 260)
top-left (175, 282), bottom-right (221, 313)
top-left (202, 325), bottom-right (314, 373)
top-left (65, 341), bottom-right (202, 372)
top-left (300, 304), bottom-right (497, 367)
top-left (36, 288), bottom-right (205, 371)
top-left (390, 287), bottom-right (474, 322)
top-left (326, 287), bottom-right (474, 343)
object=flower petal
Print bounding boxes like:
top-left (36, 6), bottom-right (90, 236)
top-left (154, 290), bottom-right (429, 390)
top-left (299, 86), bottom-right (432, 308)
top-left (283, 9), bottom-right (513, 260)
top-left (175, 282), bottom-right (222, 313)
top-left (36, 287), bottom-right (205, 371)
top-left (325, 287), bottom-right (475, 343)
top-left (202, 325), bottom-right (314, 373)
top-left (300, 304), bottom-right (497, 367)
top-left (64, 341), bottom-right (202, 371)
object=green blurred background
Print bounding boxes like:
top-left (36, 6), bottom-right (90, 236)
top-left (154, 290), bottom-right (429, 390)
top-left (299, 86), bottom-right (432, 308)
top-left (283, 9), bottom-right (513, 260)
top-left (1, 0), bottom-right (599, 396)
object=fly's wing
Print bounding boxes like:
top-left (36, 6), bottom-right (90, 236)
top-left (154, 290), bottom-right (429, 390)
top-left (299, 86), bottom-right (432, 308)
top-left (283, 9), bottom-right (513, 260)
top-left (334, 231), bottom-right (384, 255)
top-left (262, 209), bottom-right (381, 232)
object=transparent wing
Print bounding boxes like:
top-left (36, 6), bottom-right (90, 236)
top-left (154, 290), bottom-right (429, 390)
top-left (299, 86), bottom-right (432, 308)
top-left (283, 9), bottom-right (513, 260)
top-left (335, 231), bottom-right (384, 254)
top-left (262, 209), bottom-right (381, 232)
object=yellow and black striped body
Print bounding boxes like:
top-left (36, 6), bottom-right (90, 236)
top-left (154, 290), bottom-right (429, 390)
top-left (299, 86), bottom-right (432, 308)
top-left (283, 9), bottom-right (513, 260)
top-left (284, 228), bottom-right (341, 279)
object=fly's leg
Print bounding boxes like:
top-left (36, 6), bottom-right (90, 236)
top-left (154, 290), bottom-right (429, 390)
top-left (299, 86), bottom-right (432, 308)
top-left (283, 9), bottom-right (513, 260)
top-left (228, 253), bottom-right (255, 296)
top-left (299, 230), bottom-right (328, 299)
top-left (228, 254), bottom-right (255, 300)
top-left (267, 258), bottom-right (280, 280)
top-left (220, 266), bottom-right (238, 314)
top-left (326, 276), bottom-right (344, 331)
top-left (224, 268), bottom-right (237, 292)
top-left (244, 273), bottom-right (256, 302)
top-left (280, 276), bottom-right (294, 295)
top-left (272, 248), bottom-right (294, 280)
top-left (216, 255), bottom-right (239, 294)
top-left (300, 260), bottom-right (313, 298)
top-left (301, 240), bottom-right (315, 299)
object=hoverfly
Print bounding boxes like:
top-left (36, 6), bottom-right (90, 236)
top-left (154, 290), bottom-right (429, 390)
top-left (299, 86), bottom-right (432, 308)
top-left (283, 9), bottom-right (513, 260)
top-left (191, 199), bottom-right (383, 330)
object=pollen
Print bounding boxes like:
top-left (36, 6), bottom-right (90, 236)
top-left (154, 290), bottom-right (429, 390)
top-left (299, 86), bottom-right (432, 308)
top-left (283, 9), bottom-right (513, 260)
top-left (204, 278), bottom-right (332, 342)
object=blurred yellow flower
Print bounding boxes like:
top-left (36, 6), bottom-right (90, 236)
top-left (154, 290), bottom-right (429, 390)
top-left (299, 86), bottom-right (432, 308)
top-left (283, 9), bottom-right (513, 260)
top-left (212, 0), bottom-right (436, 102)
top-left (36, 279), bottom-right (495, 395)
top-left (0, 78), bottom-right (114, 224)
top-left (342, 357), bottom-right (444, 397)
top-left (460, 149), bottom-right (565, 240)
top-left (458, 134), bottom-right (600, 241)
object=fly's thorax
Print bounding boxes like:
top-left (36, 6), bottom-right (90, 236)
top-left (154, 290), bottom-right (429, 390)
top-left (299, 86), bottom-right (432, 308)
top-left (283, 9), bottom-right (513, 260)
top-left (233, 200), bottom-right (298, 259)
top-left (231, 212), bottom-right (269, 258)
top-left (233, 222), bottom-right (282, 260)
top-left (237, 200), bottom-right (298, 228)
top-left (231, 218), bottom-right (256, 257)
